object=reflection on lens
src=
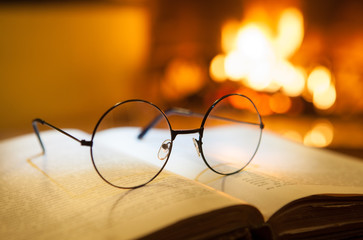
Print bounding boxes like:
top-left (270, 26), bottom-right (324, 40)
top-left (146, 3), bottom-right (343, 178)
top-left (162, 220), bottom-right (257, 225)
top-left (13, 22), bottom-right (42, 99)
top-left (201, 94), bottom-right (262, 175)
top-left (91, 100), bottom-right (172, 189)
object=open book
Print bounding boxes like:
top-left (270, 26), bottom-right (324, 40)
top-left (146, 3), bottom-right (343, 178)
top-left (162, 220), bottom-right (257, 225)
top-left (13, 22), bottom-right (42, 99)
top-left (1, 127), bottom-right (363, 239)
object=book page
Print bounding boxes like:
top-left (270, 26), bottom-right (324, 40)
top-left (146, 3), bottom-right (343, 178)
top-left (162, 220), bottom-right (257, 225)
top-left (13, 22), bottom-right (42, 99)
top-left (211, 129), bottom-right (363, 219)
top-left (175, 128), bottom-right (363, 220)
top-left (99, 127), bottom-right (363, 220)
top-left (0, 130), bottom-right (254, 239)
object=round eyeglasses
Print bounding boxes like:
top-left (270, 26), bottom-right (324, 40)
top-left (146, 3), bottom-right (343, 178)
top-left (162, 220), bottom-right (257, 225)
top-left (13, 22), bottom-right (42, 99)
top-left (33, 93), bottom-right (264, 189)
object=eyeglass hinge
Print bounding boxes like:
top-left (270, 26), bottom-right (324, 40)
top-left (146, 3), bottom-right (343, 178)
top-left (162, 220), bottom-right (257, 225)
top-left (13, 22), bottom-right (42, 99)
top-left (81, 140), bottom-right (93, 147)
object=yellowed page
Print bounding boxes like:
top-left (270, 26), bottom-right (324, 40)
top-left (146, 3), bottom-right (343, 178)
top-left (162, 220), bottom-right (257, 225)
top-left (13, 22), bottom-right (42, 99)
top-left (93, 126), bottom-right (363, 220)
top-left (107, 127), bottom-right (363, 221)
top-left (0, 130), bottom-right (248, 239)
top-left (159, 127), bottom-right (363, 220)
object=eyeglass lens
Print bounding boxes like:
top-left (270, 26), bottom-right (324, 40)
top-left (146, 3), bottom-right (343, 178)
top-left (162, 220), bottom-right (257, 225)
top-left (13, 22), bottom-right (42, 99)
top-left (201, 94), bottom-right (262, 175)
top-left (91, 100), bottom-right (172, 189)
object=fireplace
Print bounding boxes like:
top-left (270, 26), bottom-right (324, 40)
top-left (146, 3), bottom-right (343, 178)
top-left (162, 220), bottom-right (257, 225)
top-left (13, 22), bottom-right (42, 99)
top-left (139, 0), bottom-right (363, 153)
top-left (0, 0), bottom-right (361, 155)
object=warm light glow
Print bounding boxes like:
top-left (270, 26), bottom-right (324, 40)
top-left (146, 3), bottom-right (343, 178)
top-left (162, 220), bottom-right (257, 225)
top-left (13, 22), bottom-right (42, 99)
top-left (224, 23), bottom-right (276, 90)
top-left (235, 24), bottom-right (275, 90)
top-left (224, 51), bottom-right (247, 80)
top-left (210, 54), bottom-right (227, 82)
top-left (307, 66), bottom-right (331, 95)
top-left (229, 89), bottom-right (273, 115)
top-left (304, 130), bottom-right (328, 147)
top-left (283, 130), bottom-right (303, 143)
top-left (246, 59), bottom-right (274, 90)
top-left (314, 120), bottom-right (334, 144)
top-left (210, 6), bottom-right (339, 113)
top-left (275, 8), bottom-right (304, 58)
top-left (275, 61), bottom-right (306, 97)
top-left (221, 20), bottom-right (240, 53)
top-left (163, 59), bottom-right (205, 100)
top-left (313, 83), bottom-right (336, 110)
top-left (228, 90), bottom-right (256, 111)
top-left (305, 66), bottom-right (337, 109)
top-left (269, 92), bottom-right (291, 114)
top-left (304, 120), bottom-right (334, 147)
top-left (236, 24), bottom-right (274, 60)
top-left (212, 8), bottom-right (307, 97)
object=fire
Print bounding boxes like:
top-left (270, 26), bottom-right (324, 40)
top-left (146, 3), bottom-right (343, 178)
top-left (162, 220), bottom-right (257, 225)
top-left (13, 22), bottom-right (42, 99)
top-left (275, 8), bottom-right (304, 59)
top-left (209, 7), bottom-right (336, 113)
top-left (223, 23), bottom-right (275, 90)
top-left (307, 66), bottom-right (336, 110)
top-left (209, 54), bottom-right (227, 82)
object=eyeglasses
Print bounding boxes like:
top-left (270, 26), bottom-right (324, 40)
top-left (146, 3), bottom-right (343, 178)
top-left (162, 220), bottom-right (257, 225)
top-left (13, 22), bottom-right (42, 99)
top-left (33, 93), bottom-right (264, 189)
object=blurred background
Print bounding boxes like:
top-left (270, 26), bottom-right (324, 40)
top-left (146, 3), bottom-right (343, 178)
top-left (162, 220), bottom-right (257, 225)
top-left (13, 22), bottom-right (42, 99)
top-left (0, 0), bottom-right (362, 157)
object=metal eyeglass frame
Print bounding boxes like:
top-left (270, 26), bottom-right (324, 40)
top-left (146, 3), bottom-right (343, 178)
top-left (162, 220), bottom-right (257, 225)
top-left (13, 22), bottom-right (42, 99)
top-left (32, 93), bottom-right (264, 189)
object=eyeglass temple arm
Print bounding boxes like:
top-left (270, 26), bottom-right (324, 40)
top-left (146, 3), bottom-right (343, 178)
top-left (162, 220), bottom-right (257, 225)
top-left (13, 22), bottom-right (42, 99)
top-left (32, 118), bottom-right (92, 154)
top-left (137, 108), bottom-right (264, 139)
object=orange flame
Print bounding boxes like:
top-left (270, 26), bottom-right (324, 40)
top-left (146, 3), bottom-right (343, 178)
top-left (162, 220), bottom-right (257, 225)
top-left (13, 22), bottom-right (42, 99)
top-left (209, 6), bottom-right (336, 112)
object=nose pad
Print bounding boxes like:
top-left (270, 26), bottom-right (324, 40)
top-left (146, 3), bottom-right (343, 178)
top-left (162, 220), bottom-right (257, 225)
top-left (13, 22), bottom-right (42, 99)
top-left (158, 139), bottom-right (171, 160)
top-left (193, 138), bottom-right (201, 157)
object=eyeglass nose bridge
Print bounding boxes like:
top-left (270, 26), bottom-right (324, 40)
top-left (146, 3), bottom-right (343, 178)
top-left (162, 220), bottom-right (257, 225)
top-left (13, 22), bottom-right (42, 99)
top-left (171, 128), bottom-right (203, 157)
top-left (171, 128), bottom-right (203, 140)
